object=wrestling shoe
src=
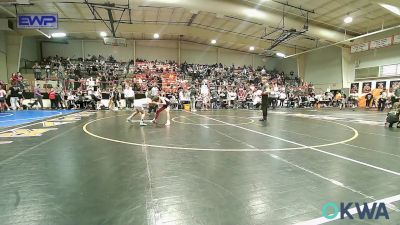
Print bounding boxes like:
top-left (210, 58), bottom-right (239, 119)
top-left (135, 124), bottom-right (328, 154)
top-left (151, 119), bottom-right (156, 124)
top-left (165, 120), bottom-right (171, 126)
top-left (140, 121), bottom-right (147, 126)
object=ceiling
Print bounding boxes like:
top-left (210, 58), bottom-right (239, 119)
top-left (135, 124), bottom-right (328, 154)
top-left (0, 0), bottom-right (399, 55)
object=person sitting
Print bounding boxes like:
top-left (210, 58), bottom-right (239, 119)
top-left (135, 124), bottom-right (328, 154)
top-left (386, 102), bottom-right (400, 128)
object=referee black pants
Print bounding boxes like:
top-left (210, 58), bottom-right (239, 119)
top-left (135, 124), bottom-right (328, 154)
top-left (261, 94), bottom-right (268, 120)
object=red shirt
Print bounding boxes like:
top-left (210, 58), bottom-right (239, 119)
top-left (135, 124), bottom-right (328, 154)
top-left (48, 91), bottom-right (56, 100)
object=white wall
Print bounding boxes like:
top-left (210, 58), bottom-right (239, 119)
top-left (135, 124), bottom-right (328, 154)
top-left (43, 40), bottom-right (82, 59)
top-left (21, 37), bottom-right (40, 62)
top-left (255, 56), bottom-right (273, 68)
top-left (0, 31), bottom-right (7, 82)
top-left (219, 48), bottom-right (252, 66)
top-left (136, 40), bottom-right (178, 62)
top-left (275, 57), bottom-right (298, 75)
top-left (180, 42), bottom-right (218, 64)
top-left (353, 44), bottom-right (400, 69)
top-left (352, 29), bottom-right (400, 69)
top-left (342, 47), bottom-right (355, 89)
top-left (41, 39), bottom-right (266, 67)
top-left (303, 46), bottom-right (343, 91)
top-left (84, 40), bottom-right (134, 61)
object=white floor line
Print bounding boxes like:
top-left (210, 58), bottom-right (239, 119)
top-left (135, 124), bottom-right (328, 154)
top-left (180, 116), bottom-right (209, 129)
top-left (185, 113), bottom-right (395, 219)
top-left (189, 112), bottom-right (400, 176)
top-left (273, 127), bottom-right (400, 159)
top-left (360, 131), bottom-right (400, 139)
top-left (295, 194), bottom-right (400, 225)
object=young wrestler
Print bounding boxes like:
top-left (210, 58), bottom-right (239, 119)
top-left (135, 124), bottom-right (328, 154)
top-left (126, 98), bottom-right (151, 126)
top-left (151, 96), bottom-right (171, 126)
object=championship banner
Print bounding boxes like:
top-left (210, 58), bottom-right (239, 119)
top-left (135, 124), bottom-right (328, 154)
top-left (394, 34), bottom-right (400, 45)
top-left (350, 43), bottom-right (369, 53)
top-left (370, 37), bottom-right (392, 49)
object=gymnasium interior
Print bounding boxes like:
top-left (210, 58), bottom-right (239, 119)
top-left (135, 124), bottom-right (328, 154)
top-left (0, 0), bottom-right (400, 224)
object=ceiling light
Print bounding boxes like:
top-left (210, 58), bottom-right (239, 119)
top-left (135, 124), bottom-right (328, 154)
top-left (211, 39), bottom-right (217, 44)
top-left (379, 3), bottom-right (400, 16)
top-left (344, 16), bottom-right (353, 24)
top-left (276, 52), bottom-right (285, 58)
top-left (243, 8), bottom-right (266, 19)
top-left (249, 46), bottom-right (255, 51)
top-left (153, 33), bottom-right (160, 39)
top-left (51, 32), bottom-right (66, 38)
top-left (100, 31), bottom-right (107, 37)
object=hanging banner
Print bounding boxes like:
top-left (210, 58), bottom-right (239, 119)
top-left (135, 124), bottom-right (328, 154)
top-left (394, 34), bottom-right (400, 45)
top-left (350, 43), bottom-right (369, 53)
top-left (17, 13), bottom-right (58, 29)
top-left (370, 37), bottom-right (392, 49)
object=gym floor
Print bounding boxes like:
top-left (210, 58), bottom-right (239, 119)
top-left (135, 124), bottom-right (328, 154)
top-left (0, 109), bottom-right (399, 225)
top-left (0, 110), bottom-right (78, 128)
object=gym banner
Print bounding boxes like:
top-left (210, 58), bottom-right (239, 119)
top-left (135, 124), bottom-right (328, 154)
top-left (17, 13), bottom-right (58, 29)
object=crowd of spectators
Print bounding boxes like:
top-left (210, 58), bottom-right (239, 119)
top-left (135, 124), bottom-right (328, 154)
top-left (1, 55), bottom-right (400, 112)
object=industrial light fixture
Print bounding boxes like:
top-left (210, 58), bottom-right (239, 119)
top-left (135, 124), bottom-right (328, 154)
top-left (380, 3), bottom-right (400, 16)
top-left (249, 46), bottom-right (255, 51)
top-left (153, 33), bottom-right (160, 39)
top-left (344, 16), bottom-right (353, 24)
top-left (51, 32), bottom-right (66, 38)
top-left (211, 39), bottom-right (217, 44)
top-left (100, 31), bottom-right (107, 37)
top-left (276, 52), bottom-right (285, 58)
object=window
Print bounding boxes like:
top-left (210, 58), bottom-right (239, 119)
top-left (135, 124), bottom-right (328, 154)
top-left (381, 64), bottom-right (398, 77)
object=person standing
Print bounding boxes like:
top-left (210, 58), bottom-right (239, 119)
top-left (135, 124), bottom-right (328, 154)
top-left (378, 89), bottom-right (387, 111)
top-left (126, 98), bottom-right (149, 126)
top-left (189, 85), bottom-right (197, 112)
top-left (260, 77), bottom-right (270, 122)
top-left (394, 86), bottom-right (400, 104)
top-left (48, 88), bottom-right (57, 109)
top-left (32, 63), bottom-right (42, 80)
top-left (9, 86), bottom-right (20, 110)
top-left (365, 92), bottom-right (373, 109)
top-left (0, 85), bottom-right (7, 112)
top-left (123, 86), bottom-right (135, 109)
top-left (151, 96), bottom-right (171, 126)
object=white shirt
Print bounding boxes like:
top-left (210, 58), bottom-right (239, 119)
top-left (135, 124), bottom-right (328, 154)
top-left (124, 88), bottom-right (135, 98)
top-left (151, 87), bottom-right (159, 96)
top-left (133, 98), bottom-right (151, 109)
top-left (228, 92), bottom-right (237, 100)
top-left (0, 90), bottom-right (6, 97)
top-left (253, 90), bottom-right (262, 104)
top-left (201, 85), bottom-right (209, 95)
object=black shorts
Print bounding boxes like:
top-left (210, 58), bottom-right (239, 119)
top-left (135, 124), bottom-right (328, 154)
top-left (0, 97), bottom-right (4, 103)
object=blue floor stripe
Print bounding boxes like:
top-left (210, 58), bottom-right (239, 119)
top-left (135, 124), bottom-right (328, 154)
top-left (0, 110), bottom-right (79, 127)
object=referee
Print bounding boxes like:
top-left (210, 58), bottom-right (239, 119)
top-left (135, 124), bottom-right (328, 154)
top-left (260, 77), bottom-right (270, 122)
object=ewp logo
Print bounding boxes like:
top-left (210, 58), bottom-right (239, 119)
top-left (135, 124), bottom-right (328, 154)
top-left (322, 202), bottom-right (389, 220)
top-left (17, 14), bottom-right (58, 29)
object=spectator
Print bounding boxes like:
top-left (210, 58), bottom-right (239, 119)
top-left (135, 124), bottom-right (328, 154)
top-left (48, 88), bottom-right (57, 109)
